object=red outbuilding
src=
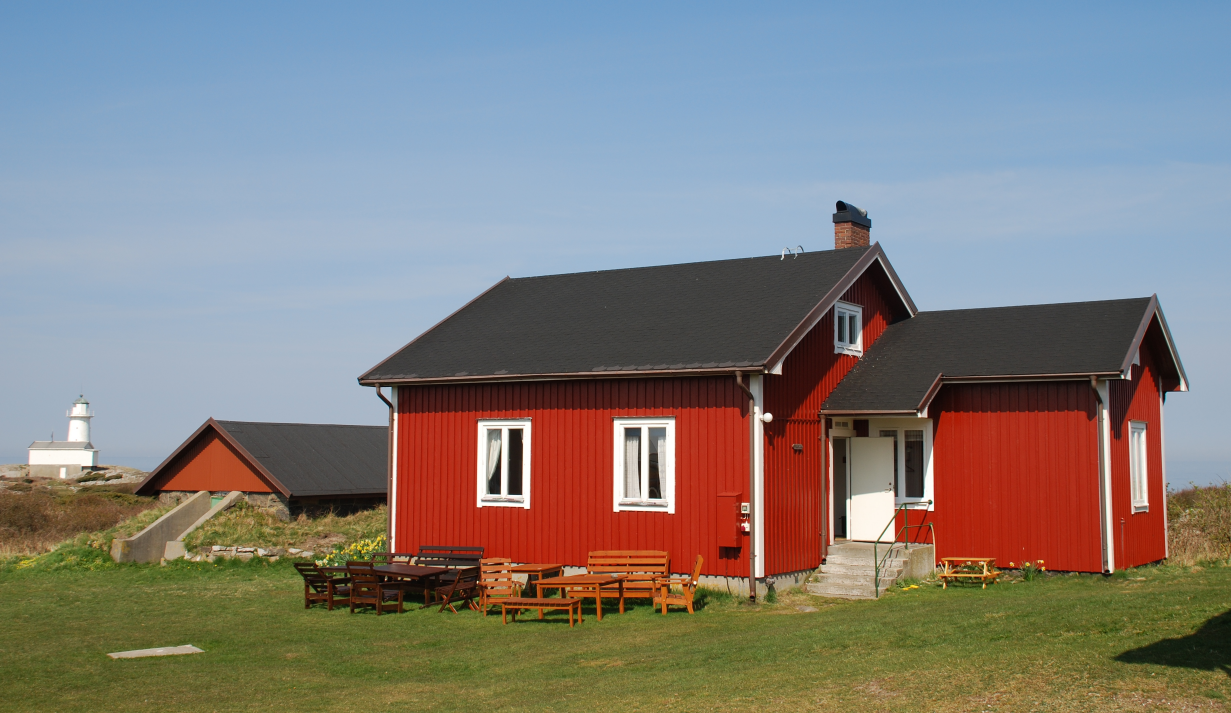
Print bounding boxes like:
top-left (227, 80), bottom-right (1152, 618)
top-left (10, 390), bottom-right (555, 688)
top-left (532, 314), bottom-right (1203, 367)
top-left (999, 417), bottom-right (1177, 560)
top-left (360, 201), bottom-right (1187, 596)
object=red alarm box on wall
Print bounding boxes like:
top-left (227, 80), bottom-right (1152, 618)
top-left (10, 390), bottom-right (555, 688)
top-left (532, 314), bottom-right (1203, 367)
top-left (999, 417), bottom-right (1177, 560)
top-left (716, 492), bottom-right (743, 549)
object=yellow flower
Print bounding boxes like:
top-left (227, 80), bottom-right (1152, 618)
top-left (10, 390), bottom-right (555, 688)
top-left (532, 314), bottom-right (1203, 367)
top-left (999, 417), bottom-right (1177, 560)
top-left (1009, 561), bottom-right (1015, 567)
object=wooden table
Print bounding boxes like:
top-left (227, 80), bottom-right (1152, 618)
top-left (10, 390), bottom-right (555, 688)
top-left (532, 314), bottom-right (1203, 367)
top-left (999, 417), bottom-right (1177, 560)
top-left (373, 564), bottom-right (451, 606)
top-left (939, 557), bottom-right (999, 589)
top-left (536, 574), bottom-right (627, 621)
top-left (511, 563), bottom-right (564, 594)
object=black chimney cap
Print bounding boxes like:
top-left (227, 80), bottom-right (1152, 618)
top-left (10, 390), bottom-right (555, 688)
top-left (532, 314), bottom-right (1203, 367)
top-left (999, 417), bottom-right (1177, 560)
top-left (833, 201), bottom-right (871, 228)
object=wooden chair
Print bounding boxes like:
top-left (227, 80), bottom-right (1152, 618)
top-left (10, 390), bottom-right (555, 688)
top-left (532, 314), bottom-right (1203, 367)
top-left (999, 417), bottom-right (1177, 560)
top-left (414, 545), bottom-right (485, 599)
top-left (434, 566), bottom-right (481, 613)
top-left (653, 555), bottom-right (704, 615)
top-left (477, 558), bottom-right (522, 616)
top-left (347, 561), bottom-right (404, 615)
top-left (294, 562), bottom-right (350, 611)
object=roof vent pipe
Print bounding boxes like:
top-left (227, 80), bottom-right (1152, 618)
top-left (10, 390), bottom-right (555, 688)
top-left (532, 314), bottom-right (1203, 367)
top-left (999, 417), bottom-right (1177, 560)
top-left (833, 201), bottom-right (871, 249)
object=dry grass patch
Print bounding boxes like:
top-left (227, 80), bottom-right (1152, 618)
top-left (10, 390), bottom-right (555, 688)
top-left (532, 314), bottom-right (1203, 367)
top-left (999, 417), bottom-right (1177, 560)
top-left (1169, 482), bottom-right (1231, 565)
top-left (0, 483), bottom-right (160, 556)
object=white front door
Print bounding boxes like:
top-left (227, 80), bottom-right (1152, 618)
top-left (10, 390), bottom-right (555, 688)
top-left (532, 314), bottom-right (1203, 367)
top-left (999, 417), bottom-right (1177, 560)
top-left (849, 437), bottom-right (895, 542)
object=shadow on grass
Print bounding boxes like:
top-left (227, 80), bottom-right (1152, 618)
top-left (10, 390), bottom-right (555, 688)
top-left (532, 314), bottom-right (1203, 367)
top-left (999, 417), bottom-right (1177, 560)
top-left (1115, 609), bottom-right (1231, 677)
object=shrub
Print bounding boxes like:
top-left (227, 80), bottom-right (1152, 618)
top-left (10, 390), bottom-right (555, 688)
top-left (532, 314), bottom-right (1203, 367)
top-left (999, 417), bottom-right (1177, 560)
top-left (1168, 482), bottom-right (1231, 565)
top-left (0, 486), bottom-right (159, 555)
top-left (316, 535), bottom-right (388, 567)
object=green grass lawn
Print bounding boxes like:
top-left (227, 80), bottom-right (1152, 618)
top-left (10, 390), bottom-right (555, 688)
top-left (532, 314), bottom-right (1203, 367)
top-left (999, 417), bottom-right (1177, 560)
top-left (1, 557), bottom-right (1228, 712)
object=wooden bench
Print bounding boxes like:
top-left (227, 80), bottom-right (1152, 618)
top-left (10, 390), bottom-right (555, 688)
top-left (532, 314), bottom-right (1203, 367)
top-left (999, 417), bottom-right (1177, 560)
top-left (500, 597), bottom-right (583, 627)
top-left (587, 550), bottom-right (669, 603)
top-left (409, 545), bottom-right (483, 601)
top-left (939, 557), bottom-right (1000, 589)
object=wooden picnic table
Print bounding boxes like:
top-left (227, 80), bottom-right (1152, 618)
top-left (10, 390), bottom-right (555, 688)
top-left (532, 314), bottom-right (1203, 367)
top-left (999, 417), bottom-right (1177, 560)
top-left (536, 574), bottom-right (627, 621)
top-left (321, 563), bottom-right (453, 606)
top-left (939, 557), bottom-right (1000, 589)
top-left (373, 564), bottom-right (451, 606)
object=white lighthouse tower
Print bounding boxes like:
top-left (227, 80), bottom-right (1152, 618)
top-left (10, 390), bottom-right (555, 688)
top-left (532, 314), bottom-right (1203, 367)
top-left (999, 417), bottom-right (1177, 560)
top-left (67, 396), bottom-right (92, 443)
top-left (28, 395), bottom-right (100, 479)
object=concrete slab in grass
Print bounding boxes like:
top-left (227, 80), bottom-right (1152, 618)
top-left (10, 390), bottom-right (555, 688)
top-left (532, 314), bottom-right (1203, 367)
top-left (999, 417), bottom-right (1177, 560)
top-left (107, 645), bottom-right (203, 659)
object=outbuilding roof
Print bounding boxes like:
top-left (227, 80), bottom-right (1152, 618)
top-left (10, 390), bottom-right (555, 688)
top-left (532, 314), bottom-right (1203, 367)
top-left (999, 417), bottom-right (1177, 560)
top-left (821, 296), bottom-right (1188, 414)
top-left (360, 244), bottom-right (915, 385)
top-left (28, 441), bottom-right (97, 450)
top-left (136, 419), bottom-right (387, 499)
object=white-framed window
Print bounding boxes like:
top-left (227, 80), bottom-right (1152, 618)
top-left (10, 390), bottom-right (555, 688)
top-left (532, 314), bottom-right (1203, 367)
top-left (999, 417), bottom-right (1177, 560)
top-left (476, 419), bottom-right (531, 509)
top-left (834, 301), bottom-right (863, 355)
top-left (1129, 421), bottom-right (1148, 512)
top-left (612, 417), bottom-right (675, 513)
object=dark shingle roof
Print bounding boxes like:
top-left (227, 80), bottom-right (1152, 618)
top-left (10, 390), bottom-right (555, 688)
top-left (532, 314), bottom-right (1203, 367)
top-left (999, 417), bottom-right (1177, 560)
top-left (362, 246), bottom-right (913, 383)
top-left (822, 297), bottom-right (1159, 413)
top-left (215, 421), bottom-right (387, 498)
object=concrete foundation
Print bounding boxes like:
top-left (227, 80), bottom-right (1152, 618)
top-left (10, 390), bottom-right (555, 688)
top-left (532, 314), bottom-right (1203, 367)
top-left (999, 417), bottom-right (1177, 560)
top-left (111, 491), bottom-right (212, 563)
top-left (30, 464), bottom-right (83, 479)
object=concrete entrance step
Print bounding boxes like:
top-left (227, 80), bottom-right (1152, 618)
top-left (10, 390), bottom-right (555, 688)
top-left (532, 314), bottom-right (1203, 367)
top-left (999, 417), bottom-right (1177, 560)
top-left (805, 581), bottom-right (890, 599)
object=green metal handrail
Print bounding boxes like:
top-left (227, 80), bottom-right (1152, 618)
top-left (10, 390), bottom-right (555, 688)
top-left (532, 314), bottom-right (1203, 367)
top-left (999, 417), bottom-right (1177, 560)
top-left (872, 500), bottom-right (935, 598)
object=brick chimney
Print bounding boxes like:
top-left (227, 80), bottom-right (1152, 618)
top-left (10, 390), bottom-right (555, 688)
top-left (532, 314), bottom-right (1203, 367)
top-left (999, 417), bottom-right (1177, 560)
top-left (833, 200), bottom-right (871, 249)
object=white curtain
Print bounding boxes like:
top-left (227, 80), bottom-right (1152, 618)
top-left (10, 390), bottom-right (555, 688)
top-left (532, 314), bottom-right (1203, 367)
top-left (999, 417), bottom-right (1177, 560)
top-left (486, 429), bottom-right (502, 495)
top-left (651, 428), bottom-right (667, 498)
top-left (624, 428), bottom-right (641, 499)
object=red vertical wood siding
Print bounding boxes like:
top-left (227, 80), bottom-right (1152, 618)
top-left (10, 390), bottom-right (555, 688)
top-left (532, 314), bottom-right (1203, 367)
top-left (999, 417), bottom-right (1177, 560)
top-left (764, 266), bottom-right (910, 574)
top-left (396, 377), bottom-right (750, 577)
top-left (149, 428), bottom-right (275, 493)
top-left (929, 382), bottom-right (1104, 572)
top-left (1107, 338), bottom-right (1168, 568)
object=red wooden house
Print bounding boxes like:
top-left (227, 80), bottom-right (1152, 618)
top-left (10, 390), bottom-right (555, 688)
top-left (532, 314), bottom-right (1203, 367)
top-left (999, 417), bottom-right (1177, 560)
top-left (359, 202), bottom-right (1187, 594)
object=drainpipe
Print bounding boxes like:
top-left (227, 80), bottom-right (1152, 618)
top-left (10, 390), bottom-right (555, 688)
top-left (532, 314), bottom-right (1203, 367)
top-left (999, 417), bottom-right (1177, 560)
top-left (376, 384), bottom-right (394, 549)
top-left (734, 372), bottom-right (757, 601)
top-left (1090, 376), bottom-right (1114, 573)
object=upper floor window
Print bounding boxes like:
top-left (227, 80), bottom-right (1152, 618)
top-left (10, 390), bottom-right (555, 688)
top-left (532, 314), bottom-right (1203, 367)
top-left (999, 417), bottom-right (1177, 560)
top-left (1129, 421), bottom-right (1148, 512)
top-left (477, 420), bottom-right (531, 508)
top-left (613, 417), bottom-right (675, 513)
top-left (834, 302), bottom-right (863, 356)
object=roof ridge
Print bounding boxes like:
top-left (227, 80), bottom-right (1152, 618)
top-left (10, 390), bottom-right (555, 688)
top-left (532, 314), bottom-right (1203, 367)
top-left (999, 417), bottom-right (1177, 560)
top-left (216, 420), bottom-right (386, 429)
top-left (507, 246), bottom-right (870, 283)
top-left (915, 296), bottom-right (1151, 317)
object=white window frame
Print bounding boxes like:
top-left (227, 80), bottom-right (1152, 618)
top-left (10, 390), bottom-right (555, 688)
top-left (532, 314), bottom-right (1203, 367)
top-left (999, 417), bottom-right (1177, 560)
top-left (1129, 420), bottom-right (1148, 512)
top-left (612, 417), bottom-right (676, 513)
top-left (476, 419), bottom-right (531, 509)
top-left (834, 301), bottom-right (863, 356)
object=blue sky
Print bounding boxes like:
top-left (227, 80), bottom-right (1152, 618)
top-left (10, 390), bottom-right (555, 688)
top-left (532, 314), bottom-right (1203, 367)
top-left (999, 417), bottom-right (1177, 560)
top-left (2, 3), bottom-right (1228, 486)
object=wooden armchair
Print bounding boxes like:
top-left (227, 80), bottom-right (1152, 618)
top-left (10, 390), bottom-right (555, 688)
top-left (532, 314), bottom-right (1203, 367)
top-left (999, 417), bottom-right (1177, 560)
top-left (347, 561), bottom-right (404, 615)
top-left (294, 562), bottom-right (350, 611)
top-left (653, 555), bottom-right (704, 615)
top-left (477, 558), bottom-right (522, 616)
top-left (434, 566), bottom-right (481, 613)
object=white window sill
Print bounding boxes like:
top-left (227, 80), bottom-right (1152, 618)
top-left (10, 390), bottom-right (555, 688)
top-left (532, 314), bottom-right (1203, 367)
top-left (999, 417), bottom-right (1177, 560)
top-left (834, 345), bottom-right (863, 357)
top-left (479, 497), bottom-right (527, 508)
top-left (1132, 503), bottom-right (1149, 513)
top-left (616, 499), bottom-right (671, 512)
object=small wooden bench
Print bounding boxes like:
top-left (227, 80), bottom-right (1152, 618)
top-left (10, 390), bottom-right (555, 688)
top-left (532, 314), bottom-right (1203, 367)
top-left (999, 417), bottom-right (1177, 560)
top-left (500, 597), bottom-right (583, 627)
top-left (939, 557), bottom-right (1000, 589)
top-left (587, 550), bottom-right (669, 603)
